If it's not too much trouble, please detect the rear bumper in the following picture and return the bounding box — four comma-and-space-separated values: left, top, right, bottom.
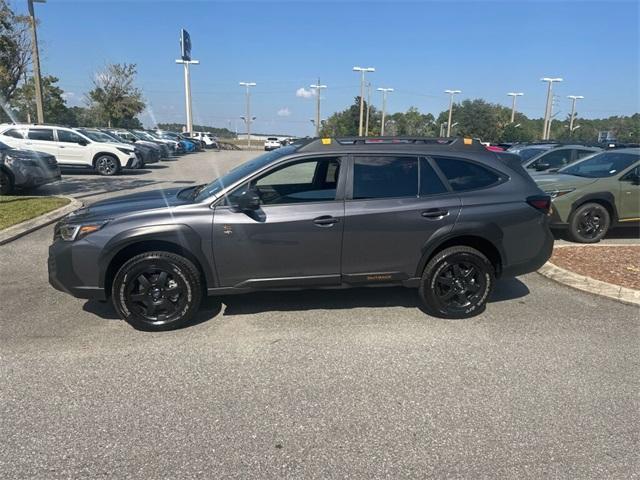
501, 225, 554, 277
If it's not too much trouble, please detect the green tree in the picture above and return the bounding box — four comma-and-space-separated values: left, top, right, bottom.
11, 75, 76, 124
320, 96, 374, 137
87, 63, 145, 127
0, 0, 31, 118
388, 107, 436, 136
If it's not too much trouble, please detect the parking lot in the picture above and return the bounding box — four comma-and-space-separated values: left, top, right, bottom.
1, 150, 639, 478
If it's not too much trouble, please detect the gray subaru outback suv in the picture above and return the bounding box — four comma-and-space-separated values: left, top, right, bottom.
49, 137, 554, 331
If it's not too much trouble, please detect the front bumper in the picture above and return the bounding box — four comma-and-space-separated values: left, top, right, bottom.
48, 238, 106, 301
124, 154, 142, 169
13, 164, 61, 189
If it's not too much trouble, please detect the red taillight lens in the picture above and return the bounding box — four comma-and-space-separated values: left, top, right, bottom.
527, 195, 552, 214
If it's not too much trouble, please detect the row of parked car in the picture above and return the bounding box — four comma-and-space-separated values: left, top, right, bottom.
0, 124, 220, 195
500, 141, 639, 243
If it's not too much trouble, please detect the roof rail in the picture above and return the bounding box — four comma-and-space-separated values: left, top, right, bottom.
297, 136, 486, 151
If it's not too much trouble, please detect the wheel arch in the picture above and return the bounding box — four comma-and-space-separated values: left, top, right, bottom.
570, 193, 618, 223
92, 151, 121, 167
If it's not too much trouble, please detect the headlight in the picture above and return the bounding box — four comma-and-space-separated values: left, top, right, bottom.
545, 188, 575, 199
117, 147, 134, 155
5, 154, 37, 167
58, 220, 109, 241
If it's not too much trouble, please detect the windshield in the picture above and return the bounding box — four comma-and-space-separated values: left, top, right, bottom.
193, 146, 297, 202
559, 151, 639, 178
0, 141, 8, 150
518, 148, 548, 162
79, 130, 117, 143
135, 131, 157, 141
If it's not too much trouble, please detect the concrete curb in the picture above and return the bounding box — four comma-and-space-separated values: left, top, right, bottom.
0, 196, 82, 246
538, 245, 640, 307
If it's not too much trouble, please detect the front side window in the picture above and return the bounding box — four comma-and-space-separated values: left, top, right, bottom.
561, 152, 639, 178
231, 157, 341, 205
26, 129, 54, 141
57, 130, 86, 143
353, 156, 418, 200
529, 149, 572, 169
433, 157, 501, 191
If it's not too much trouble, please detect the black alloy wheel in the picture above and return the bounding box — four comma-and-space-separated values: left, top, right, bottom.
568, 202, 610, 243
112, 251, 202, 331
420, 246, 494, 319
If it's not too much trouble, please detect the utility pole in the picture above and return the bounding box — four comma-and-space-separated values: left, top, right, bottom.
365, 82, 371, 136
567, 95, 584, 136
507, 92, 523, 123
239, 82, 256, 148
444, 89, 461, 137
377, 87, 394, 136
27, 0, 46, 124
353, 66, 375, 136
309, 79, 326, 137
541, 77, 562, 140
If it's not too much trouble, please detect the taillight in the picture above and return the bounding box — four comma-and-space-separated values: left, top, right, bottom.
527, 195, 552, 215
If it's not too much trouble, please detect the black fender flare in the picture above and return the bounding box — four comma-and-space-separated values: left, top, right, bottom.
414, 222, 506, 277
98, 224, 213, 289
570, 192, 618, 222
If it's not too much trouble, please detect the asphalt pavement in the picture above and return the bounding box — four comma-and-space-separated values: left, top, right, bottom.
1, 150, 638, 479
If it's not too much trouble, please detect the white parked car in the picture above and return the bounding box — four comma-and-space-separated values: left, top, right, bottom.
0, 124, 140, 176
264, 137, 281, 151
188, 131, 218, 149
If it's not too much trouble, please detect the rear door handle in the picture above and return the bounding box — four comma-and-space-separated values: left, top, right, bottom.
421, 209, 449, 219
313, 215, 339, 226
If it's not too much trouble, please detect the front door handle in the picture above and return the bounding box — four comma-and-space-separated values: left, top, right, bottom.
421, 209, 449, 219
313, 215, 339, 226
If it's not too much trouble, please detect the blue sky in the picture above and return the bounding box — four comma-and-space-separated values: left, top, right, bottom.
14, 0, 640, 135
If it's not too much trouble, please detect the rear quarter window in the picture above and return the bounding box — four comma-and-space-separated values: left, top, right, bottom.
433, 157, 502, 192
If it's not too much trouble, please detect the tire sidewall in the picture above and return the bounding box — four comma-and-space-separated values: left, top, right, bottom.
112, 253, 202, 331
95, 154, 120, 176
569, 203, 610, 243
421, 249, 494, 319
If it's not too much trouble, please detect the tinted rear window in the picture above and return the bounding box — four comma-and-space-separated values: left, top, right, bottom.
434, 157, 501, 191
27, 129, 54, 141
353, 156, 418, 199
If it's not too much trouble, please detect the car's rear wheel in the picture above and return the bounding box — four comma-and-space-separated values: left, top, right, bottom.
112, 251, 202, 331
95, 154, 120, 176
0, 170, 14, 195
419, 246, 494, 319
568, 202, 610, 243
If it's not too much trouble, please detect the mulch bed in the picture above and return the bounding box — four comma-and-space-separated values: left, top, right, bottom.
550, 245, 640, 290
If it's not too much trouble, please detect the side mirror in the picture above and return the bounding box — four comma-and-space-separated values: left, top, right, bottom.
235, 188, 261, 211
535, 162, 550, 171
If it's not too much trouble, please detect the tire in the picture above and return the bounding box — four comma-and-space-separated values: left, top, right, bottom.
419, 246, 495, 319
94, 154, 120, 176
112, 251, 203, 331
0, 170, 14, 195
567, 202, 610, 243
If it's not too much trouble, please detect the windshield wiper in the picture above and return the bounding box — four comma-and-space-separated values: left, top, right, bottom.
191, 184, 206, 199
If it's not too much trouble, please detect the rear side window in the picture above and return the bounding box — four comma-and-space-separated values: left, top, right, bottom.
353, 156, 418, 199
3, 129, 24, 139
27, 129, 54, 141
434, 157, 501, 192
419, 159, 448, 196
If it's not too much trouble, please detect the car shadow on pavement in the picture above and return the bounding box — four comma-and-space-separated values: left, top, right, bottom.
81, 278, 529, 327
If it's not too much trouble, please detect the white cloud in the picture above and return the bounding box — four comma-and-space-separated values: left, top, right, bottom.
296, 87, 315, 99
277, 107, 291, 117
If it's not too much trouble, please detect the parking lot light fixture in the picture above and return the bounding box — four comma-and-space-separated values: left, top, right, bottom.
444, 89, 461, 137
239, 82, 257, 148
377, 88, 394, 136
568, 95, 584, 135
353, 67, 375, 136
309, 80, 327, 137
507, 92, 524, 123
540, 78, 563, 140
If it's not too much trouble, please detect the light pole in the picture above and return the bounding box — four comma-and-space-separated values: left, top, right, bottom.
568, 95, 584, 136
239, 82, 256, 148
353, 66, 375, 136
27, 0, 46, 124
365, 82, 372, 136
507, 92, 523, 123
310, 79, 326, 137
377, 87, 394, 136
175, 58, 200, 134
444, 89, 461, 137
541, 77, 562, 140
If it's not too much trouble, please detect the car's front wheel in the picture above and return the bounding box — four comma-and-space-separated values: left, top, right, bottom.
112, 251, 203, 331
568, 202, 610, 243
94, 154, 120, 176
419, 246, 495, 319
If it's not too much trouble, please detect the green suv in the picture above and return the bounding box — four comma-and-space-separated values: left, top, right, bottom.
535, 148, 639, 243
